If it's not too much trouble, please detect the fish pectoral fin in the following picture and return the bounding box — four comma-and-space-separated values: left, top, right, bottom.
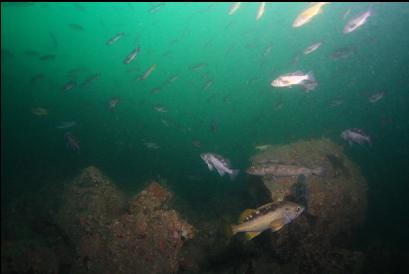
216, 168, 225, 176
207, 163, 214, 171
270, 218, 287, 232
245, 231, 262, 240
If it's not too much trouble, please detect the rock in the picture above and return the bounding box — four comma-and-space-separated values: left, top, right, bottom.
248, 138, 368, 273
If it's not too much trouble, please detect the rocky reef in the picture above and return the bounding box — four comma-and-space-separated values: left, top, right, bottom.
247, 138, 368, 273
2, 166, 195, 274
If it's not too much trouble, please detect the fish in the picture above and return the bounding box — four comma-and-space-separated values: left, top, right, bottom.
144, 142, 159, 149
68, 23, 85, 31
303, 41, 322, 55
330, 99, 343, 107
57, 121, 77, 130
368, 91, 384, 103
139, 64, 157, 81
271, 71, 317, 92
246, 162, 324, 177
202, 80, 213, 90
189, 63, 208, 71
106, 32, 124, 45
29, 74, 45, 85
228, 2, 241, 16
49, 32, 58, 49
65, 132, 80, 151
108, 97, 120, 110
293, 2, 329, 28
39, 54, 56, 61
62, 81, 77, 92
341, 128, 371, 146
255, 145, 271, 151
149, 3, 165, 13
154, 105, 168, 113
80, 73, 101, 88
124, 47, 140, 64
31, 107, 48, 116
256, 2, 266, 21
200, 153, 239, 180
343, 9, 372, 34
192, 140, 202, 148
330, 47, 355, 60
342, 8, 351, 20
231, 201, 304, 240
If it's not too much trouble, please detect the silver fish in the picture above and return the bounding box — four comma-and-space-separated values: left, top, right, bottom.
341, 128, 371, 146
343, 9, 372, 34
124, 47, 140, 64
106, 32, 124, 45
200, 153, 239, 180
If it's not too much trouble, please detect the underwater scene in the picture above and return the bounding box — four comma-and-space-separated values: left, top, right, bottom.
2, 2, 409, 274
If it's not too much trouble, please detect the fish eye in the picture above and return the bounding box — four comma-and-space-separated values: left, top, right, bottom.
296, 207, 300, 212
285, 208, 289, 211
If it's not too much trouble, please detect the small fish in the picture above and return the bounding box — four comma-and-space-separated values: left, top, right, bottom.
189, 63, 208, 71
144, 142, 159, 149
31, 107, 48, 116
343, 9, 372, 34
203, 80, 213, 90
151, 87, 161, 94
263, 44, 273, 57
271, 71, 317, 92
330, 47, 355, 60
247, 163, 324, 177
29, 74, 45, 85
255, 145, 270, 151
57, 121, 77, 130
108, 97, 120, 110
154, 105, 168, 113
228, 2, 241, 16
124, 47, 140, 64
200, 153, 239, 180
68, 23, 85, 31
303, 41, 322, 55
192, 140, 202, 148
231, 201, 304, 240
106, 32, 124, 45
24, 50, 40, 57
80, 73, 101, 88
256, 2, 266, 20
62, 81, 77, 92
293, 2, 329, 28
149, 3, 165, 13
49, 32, 58, 49
330, 99, 343, 107
39, 54, 56, 61
65, 132, 80, 151
209, 120, 218, 133
341, 128, 371, 146
139, 64, 157, 81
368, 91, 384, 103
342, 8, 351, 20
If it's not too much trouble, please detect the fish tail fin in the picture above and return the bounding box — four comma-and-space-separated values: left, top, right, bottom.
314, 167, 325, 176
230, 225, 238, 236
229, 169, 240, 180
307, 71, 315, 82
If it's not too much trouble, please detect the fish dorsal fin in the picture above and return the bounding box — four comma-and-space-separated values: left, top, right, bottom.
257, 202, 275, 211
245, 231, 262, 240
239, 209, 256, 223
270, 218, 287, 232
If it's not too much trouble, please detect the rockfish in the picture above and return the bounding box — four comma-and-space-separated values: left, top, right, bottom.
231, 201, 304, 240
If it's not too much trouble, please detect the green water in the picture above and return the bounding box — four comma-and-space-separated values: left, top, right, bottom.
2, 2, 409, 271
